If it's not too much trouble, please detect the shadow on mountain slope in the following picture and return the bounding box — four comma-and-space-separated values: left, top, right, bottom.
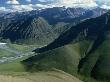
23, 12, 110, 80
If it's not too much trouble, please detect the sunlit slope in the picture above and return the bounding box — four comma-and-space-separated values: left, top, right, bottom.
0, 70, 83, 82
79, 38, 110, 79
0, 43, 39, 72
23, 40, 92, 74
0, 75, 33, 82
31, 12, 110, 80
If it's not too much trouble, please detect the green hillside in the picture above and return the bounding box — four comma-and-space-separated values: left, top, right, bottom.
22, 39, 110, 82
23, 12, 110, 82
22, 39, 92, 74
79, 39, 110, 79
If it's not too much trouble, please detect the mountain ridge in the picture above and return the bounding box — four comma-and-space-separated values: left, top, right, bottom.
0, 7, 107, 44
31, 11, 110, 80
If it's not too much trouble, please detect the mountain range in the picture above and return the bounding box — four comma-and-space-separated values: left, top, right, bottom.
31, 11, 110, 80
0, 7, 107, 45
0, 2, 110, 82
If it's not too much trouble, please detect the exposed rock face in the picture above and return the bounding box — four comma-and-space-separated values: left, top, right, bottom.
0, 11, 56, 44
33, 12, 110, 79
0, 7, 107, 44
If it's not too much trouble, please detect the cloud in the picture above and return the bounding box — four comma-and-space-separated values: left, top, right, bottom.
0, 0, 98, 12
38, 0, 55, 2
0, 7, 7, 12
96, 0, 110, 9
8, 4, 34, 12
0, 7, 11, 12
35, 4, 48, 8
100, 5, 110, 9
1, 0, 110, 12
6, 0, 19, 5
55, 0, 98, 8
26, 0, 32, 2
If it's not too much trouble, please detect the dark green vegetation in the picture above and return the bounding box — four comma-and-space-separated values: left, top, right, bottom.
23, 11, 110, 82
0, 8, 109, 82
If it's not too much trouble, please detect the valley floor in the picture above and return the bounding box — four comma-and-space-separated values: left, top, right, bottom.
0, 43, 83, 82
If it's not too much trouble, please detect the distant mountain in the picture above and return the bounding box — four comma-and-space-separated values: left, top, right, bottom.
38, 7, 107, 34
0, 7, 107, 45
33, 9, 109, 52
32, 11, 110, 80
0, 11, 57, 45
39, 7, 106, 24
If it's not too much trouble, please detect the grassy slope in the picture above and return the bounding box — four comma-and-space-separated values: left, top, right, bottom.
0, 43, 38, 72
0, 41, 109, 82
7, 44, 40, 52
0, 70, 83, 82
0, 42, 83, 82
79, 39, 110, 79
0, 39, 109, 82
23, 43, 80, 73
0, 49, 16, 57
22, 40, 92, 74
92, 40, 110, 79
0, 59, 26, 72
22, 39, 110, 82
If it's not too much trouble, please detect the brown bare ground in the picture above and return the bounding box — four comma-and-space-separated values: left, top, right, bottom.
0, 75, 34, 82
0, 70, 83, 82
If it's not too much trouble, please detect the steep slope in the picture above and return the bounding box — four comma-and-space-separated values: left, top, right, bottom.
33, 11, 107, 53
39, 7, 107, 34
79, 36, 110, 79
78, 16, 110, 79
1, 17, 56, 44
0, 10, 57, 44
39, 7, 106, 25
23, 43, 80, 72
31, 11, 110, 80
0, 7, 107, 44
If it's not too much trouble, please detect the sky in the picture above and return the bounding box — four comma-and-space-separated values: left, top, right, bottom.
0, 0, 110, 12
